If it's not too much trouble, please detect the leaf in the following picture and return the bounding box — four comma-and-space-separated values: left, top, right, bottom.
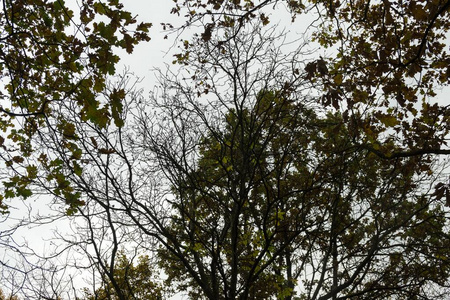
17, 187, 32, 199
26, 165, 38, 179
98, 148, 116, 155
62, 122, 76, 138
90, 137, 98, 149
201, 24, 214, 41
260, 13, 270, 25
304, 62, 316, 79
93, 2, 106, 15
123, 33, 134, 54
110, 88, 125, 127
378, 114, 399, 127
73, 161, 83, 176
316, 58, 328, 76
12, 156, 24, 164
333, 74, 343, 84
136, 22, 151, 33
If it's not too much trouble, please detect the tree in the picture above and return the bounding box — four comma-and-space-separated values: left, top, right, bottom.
154, 83, 450, 298
0, 0, 151, 297
16, 20, 446, 299
171, 0, 450, 161
130, 21, 450, 299
157, 90, 320, 299
1, 1, 450, 300
0, 0, 151, 212
83, 251, 163, 300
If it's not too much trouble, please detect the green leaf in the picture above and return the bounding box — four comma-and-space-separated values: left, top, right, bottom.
26, 165, 38, 179
17, 187, 32, 199
73, 161, 83, 176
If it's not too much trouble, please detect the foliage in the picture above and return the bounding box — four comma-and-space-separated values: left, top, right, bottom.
149, 17, 450, 298
9, 16, 444, 299
0, 288, 19, 300
308, 0, 450, 159
157, 87, 450, 299
1, 1, 450, 300
0, 0, 151, 213
158, 90, 318, 299
83, 251, 163, 300
171, 0, 450, 160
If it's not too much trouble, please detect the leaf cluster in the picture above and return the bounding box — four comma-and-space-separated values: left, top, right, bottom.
0, 0, 151, 211
83, 251, 163, 300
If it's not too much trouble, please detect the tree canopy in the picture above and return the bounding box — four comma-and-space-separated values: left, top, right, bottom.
83, 251, 162, 300
0, 0, 151, 213
173, 0, 450, 159
156, 86, 450, 299
1, 0, 450, 299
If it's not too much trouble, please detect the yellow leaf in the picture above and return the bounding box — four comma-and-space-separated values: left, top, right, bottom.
378, 114, 399, 127
333, 74, 343, 84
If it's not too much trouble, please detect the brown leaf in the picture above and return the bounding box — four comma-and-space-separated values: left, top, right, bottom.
446, 188, 450, 207
304, 62, 316, 79
317, 59, 328, 76
433, 182, 445, 200
90, 136, 98, 149
98, 148, 116, 155
201, 24, 214, 41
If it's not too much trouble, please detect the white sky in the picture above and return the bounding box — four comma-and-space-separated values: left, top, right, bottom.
115, 0, 202, 88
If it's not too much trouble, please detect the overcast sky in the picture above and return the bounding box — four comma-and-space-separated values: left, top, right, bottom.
116, 0, 193, 87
